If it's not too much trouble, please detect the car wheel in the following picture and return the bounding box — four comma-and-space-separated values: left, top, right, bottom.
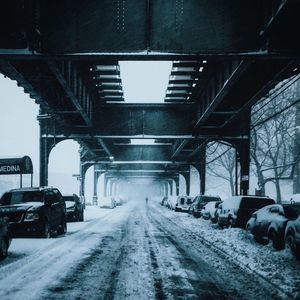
42, 221, 51, 238
286, 232, 300, 260
0, 238, 8, 260
58, 217, 67, 235
269, 230, 284, 250
254, 234, 269, 245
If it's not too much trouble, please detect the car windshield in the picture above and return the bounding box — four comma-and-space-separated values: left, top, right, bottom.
202, 196, 220, 202
240, 197, 275, 209
0, 191, 44, 205
63, 196, 75, 202
186, 198, 193, 205
283, 204, 300, 219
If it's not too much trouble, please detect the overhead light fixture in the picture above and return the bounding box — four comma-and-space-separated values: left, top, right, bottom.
202, 60, 207, 64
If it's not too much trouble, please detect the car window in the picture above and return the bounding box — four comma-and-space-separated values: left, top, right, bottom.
63, 196, 75, 202
186, 198, 193, 205
0, 191, 44, 205
240, 197, 275, 209
180, 198, 185, 205
283, 205, 300, 219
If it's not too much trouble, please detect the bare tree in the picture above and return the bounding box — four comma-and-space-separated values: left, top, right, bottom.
250, 77, 299, 202
206, 143, 236, 196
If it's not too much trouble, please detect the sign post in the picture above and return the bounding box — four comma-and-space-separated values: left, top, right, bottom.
0, 156, 34, 188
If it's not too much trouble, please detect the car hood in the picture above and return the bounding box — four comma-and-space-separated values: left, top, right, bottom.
0, 202, 44, 213
65, 201, 76, 209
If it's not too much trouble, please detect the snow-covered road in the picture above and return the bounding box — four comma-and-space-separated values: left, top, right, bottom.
0, 199, 298, 299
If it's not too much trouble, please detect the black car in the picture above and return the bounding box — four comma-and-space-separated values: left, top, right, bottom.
188, 195, 221, 218
63, 194, 84, 222
246, 203, 300, 250
285, 214, 300, 260
0, 187, 67, 238
0, 217, 12, 260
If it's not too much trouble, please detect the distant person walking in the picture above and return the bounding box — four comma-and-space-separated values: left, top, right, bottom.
145, 197, 149, 205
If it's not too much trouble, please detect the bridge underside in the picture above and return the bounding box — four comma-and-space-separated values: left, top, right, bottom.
0, 1, 299, 197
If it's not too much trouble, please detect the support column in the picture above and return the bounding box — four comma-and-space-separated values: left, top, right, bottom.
109, 179, 114, 197
164, 181, 169, 196
174, 175, 180, 196
168, 180, 173, 196
194, 145, 206, 195
104, 175, 108, 197
182, 170, 191, 196
79, 161, 86, 202
236, 139, 250, 196
39, 136, 49, 187
93, 166, 102, 205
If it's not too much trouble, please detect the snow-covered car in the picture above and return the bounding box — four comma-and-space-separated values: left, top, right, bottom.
63, 194, 84, 222
99, 197, 116, 209
0, 216, 12, 260
161, 196, 168, 206
218, 196, 276, 229
188, 195, 221, 218
246, 204, 300, 249
175, 196, 193, 212
285, 214, 300, 260
167, 196, 177, 210
201, 200, 222, 223
113, 196, 123, 206
0, 187, 67, 238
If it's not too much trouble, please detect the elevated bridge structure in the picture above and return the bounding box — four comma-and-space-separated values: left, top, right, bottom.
0, 1, 299, 201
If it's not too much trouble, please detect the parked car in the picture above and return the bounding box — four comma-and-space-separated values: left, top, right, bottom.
201, 200, 223, 223
246, 203, 300, 249
174, 196, 194, 212
63, 194, 84, 222
114, 196, 123, 206
188, 195, 221, 218
161, 196, 168, 206
285, 214, 300, 260
218, 196, 276, 229
0, 217, 12, 260
0, 187, 67, 238
99, 197, 116, 209
167, 196, 176, 210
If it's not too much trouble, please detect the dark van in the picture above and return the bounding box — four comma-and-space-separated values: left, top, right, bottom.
218, 196, 276, 228
0, 187, 66, 238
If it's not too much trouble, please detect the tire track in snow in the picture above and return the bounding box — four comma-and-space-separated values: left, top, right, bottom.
145, 209, 227, 300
